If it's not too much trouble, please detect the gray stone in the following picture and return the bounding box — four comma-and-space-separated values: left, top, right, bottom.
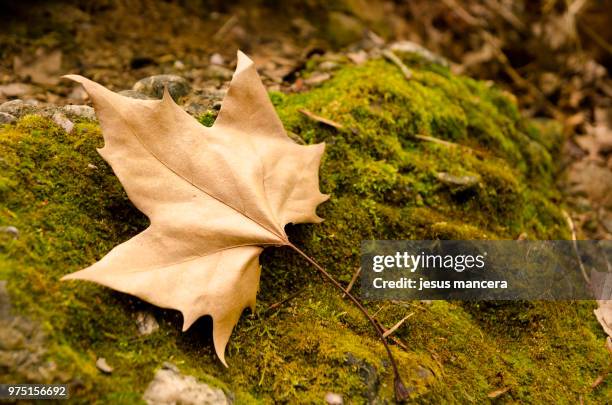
51, 112, 74, 134
62, 105, 96, 121
135, 311, 159, 335
389, 41, 450, 67
0, 112, 16, 124
345, 353, 379, 403
184, 103, 209, 116
119, 90, 153, 100
204, 65, 234, 81
143, 362, 229, 405
133, 74, 191, 100
182, 87, 227, 116
436, 172, 480, 189
0, 99, 32, 116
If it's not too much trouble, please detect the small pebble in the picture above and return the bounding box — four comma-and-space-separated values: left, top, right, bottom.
324, 392, 343, 405
135, 311, 159, 335
304, 72, 331, 86
389, 41, 449, 67
210, 53, 224, 65
347, 50, 368, 65
96, 357, 113, 374
436, 172, 480, 189
0, 112, 16, 124
204, 65, 233, 81
318, 61, 340, 71
51, 112, 74, 134
87, 163, 98, 170
0, 226, 18, 239
0, 99, 33, 115
68, 86, 88, 102
63, 105, 96, 121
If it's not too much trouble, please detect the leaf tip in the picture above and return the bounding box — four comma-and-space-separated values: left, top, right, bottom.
62, 74, 87, 84
180, 311, 197, 332
161, 84, 173, 103
235, 50, 254, 75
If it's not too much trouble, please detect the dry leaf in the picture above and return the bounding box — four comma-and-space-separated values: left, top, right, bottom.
594, 300, 612, 338
62, 51, 329, 365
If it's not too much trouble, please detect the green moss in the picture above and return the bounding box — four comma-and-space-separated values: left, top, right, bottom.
0, 55, 608, 404
197, 110, 217, 127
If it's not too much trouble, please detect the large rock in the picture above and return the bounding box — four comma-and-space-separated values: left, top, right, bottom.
132, 75, 191, 101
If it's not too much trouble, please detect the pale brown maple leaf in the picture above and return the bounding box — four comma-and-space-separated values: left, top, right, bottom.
62, 51, 329, 365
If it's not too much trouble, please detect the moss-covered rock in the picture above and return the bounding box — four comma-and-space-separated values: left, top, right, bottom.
0, 55, 609, 403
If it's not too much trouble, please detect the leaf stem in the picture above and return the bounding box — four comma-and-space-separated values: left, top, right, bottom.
287, 242, 410, 402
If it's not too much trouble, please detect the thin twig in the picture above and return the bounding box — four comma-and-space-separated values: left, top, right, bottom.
343, 267, 361, 298
288, 243, 409, 402
440, 0, 483, 27
374, 319, 410, 351
382, 50, 413, 80
562, 209, 591, 285
590, 371, 608, 389
298, 108, 344, 130
371, 303, 388, 318
483, 0, 525, 31
578, 18, 612, 56
383, 313, 414, 338
213, 15, 238, 40
266, 288, 305, 312
413, 134, 482, 155
414, 134, 461, 149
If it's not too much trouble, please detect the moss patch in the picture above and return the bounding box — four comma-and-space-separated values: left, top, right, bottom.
0, 56, 609, 403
